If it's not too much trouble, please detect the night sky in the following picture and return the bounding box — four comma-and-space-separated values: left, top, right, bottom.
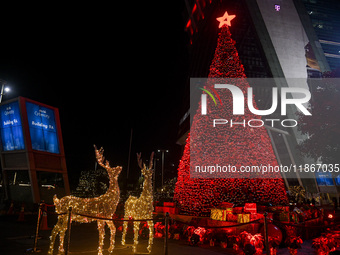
0, 3, 188, 188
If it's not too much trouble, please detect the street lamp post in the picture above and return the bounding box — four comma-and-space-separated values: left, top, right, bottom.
0, 80, 10, 202
157, 149, 168, 187
0, 81, 10, 103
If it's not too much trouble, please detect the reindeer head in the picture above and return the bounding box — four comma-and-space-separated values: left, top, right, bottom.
137, 152, 154, 180
94, 145, 122, 179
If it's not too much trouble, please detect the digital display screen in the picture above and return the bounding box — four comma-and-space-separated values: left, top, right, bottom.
315, 172, 334, 186
335, 175, 340, 186
0, 101, 25, 151
26, 102, 60, 154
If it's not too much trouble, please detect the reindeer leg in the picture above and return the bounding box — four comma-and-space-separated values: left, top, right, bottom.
133, 221, 140, 253
48, 216, 62, 255
58, 216, 69, 254
147, 220, 154, 253
121, 218, 128, 245
97, 220, 105, 255
106, 220, 116, 253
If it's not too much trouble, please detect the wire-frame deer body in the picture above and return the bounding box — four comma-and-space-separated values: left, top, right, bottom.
121, 152, 154, 253
48, 145, 122, 255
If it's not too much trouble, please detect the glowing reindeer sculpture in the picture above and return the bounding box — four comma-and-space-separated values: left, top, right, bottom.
122, 152, 154, 253
48, 145, 122, 255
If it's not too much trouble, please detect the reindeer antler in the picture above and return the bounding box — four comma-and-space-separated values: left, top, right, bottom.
94, 145, 113, 171
137, 152, 154, 170
149, 152, 154, 170
137, 152, 143, 169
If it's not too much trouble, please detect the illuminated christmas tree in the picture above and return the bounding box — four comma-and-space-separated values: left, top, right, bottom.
174, 11, 288, 216
73, 168, 109, 198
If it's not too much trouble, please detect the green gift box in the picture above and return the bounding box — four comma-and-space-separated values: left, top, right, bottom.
279, 212, 290, 222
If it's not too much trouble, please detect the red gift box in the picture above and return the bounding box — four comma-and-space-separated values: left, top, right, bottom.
163, 207, 179, 214
227, 214, 238, 222
155, 206, 164, 213
233, 207, 243, 214
155, 206, 179, 214
250, 213, 264, 221
164, 202, 175, 207
244, 203, 257, 214
226, 208, 233, 214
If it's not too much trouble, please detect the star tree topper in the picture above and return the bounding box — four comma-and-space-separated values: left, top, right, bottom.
216, 11, 236, 28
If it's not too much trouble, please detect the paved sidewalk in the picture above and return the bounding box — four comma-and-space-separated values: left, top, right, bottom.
0, 215, 233, 255
0, 214, 324, 255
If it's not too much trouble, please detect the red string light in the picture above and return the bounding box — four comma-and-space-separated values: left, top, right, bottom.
174, 22, 288, 216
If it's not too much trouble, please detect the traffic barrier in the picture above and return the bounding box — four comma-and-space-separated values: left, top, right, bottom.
7, 201, 14, 215
32, 206, 338, 255
40, 204, 51, 230
50, 209, 168, 255
26, 203, 43, 253
17, 203, 25, 222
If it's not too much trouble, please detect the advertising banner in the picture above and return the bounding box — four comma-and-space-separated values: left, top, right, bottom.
0, 101, 25, 151
26, 102, 60, 154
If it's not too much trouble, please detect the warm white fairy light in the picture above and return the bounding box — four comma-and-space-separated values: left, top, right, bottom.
122, 153, 154, 253
48, 145, 122, 255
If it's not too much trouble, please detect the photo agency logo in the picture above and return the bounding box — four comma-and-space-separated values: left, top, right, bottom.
199, 81, 312, 128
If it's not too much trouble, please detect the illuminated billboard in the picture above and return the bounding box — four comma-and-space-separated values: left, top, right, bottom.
0, 101, 25, 151
0, 97, 69, 204
315, 172, 334, 186
26, 102, 60, 154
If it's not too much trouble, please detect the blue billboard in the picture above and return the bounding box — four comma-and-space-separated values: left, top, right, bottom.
26, 102, 60, 154
315, 172, 334, 186
335, 175, 340, 186
0, 101, 25, 151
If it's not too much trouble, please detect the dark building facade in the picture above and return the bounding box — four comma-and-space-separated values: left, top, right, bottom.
302, 0, 340, 71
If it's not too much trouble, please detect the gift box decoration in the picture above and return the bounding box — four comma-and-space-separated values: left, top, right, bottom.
276, 212, 299, 223
233, 207, 243, 214
163, 207, 179, 214
226, 208, 233, 214
290, 212, 299, 223
155, 206, 179, 214
155, 206, 164, 213
271, 206, 289, 212
227, 214, 238, 222
257, 205, 268, 213
244, 203, 257, 214
211, 208, 227, 221
237, 213, 250, 223
250, 213, 264, 221
164, 202, 175, 207
279, 212, 290, 222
